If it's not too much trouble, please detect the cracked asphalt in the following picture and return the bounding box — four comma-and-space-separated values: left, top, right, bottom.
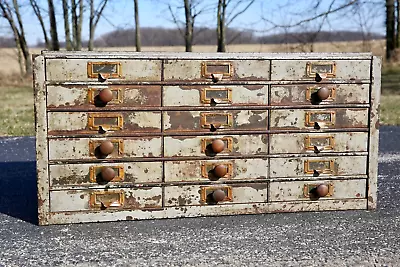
0, 126, 399, 267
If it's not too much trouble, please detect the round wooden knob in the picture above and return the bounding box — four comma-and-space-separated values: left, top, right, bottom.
213, 165, 228, 178
317, 87, 330, 100
98, 89, 113, 103
99, 141, 114, 155
212, 189, 226, 202
211, 139, 225, 153
101, 167, 116, 182
315, 184, 329, 197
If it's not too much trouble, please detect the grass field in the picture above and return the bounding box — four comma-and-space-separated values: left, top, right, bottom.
0, 40, 397, 136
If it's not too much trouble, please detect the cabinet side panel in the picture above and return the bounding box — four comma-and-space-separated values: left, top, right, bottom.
34, 55, 49, 225
368, 56, 381, 210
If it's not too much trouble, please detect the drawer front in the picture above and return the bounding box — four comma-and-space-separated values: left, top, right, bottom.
164, 134, 268, 157
269, 179, 366, 201
270, 132, 368, 154
164, 183, 268, 206
271, 60, 370, 80
48, 138, 162, 160
49, 162, 163, 188
48, 111, 161, 135
270, 108, 368, 130
270, 156, 367, 178
270, 84, 370, 105
164, 60, 270, 81
46, 59, 162, 81
50, 188, 162, 212
165, 159, 268, 182
163, 110, 268, 133
47, 85, 161, 108
163, 85, 268, 106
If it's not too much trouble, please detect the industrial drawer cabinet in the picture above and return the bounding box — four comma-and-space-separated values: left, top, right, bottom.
33, 51, 380, 225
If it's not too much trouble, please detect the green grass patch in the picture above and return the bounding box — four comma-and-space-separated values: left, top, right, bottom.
0, 86, 34, 136
380, 94, 400, 125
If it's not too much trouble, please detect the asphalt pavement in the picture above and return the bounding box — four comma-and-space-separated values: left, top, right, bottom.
0, 126, 399, 267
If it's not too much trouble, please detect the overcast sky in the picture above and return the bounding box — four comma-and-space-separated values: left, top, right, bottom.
0, 0, 386, 46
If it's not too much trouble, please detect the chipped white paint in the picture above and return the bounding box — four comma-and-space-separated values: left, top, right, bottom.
123, 88, 149, 105
269, 179, 366, 201
50, 187, 162, 212
235, 60, 270, 80
345, 109, 369, 126
269, 156, 367, 178
164, 184, 268, 206
49, 162, 163, 187
270, 132, 368, 154
46, 59, 162, 81
124, 137, 162, 157
163, 86, 199, 106
271, 60, 371, 80
127, 112, 161, 128
164, 159, 268, 182
48, 112, 87, 131
47, 85, 88, 107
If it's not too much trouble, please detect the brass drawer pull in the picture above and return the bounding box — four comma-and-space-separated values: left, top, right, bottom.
306, 61, 336, 78
305, 111, 335, 128
201, 62, 233, 81
89, 191, 125, 209
89, 165, 124, 183
201, 113, 233, 129
89, 139, 124, 158
201, 137, 233, 154
304, 159, 335, 175
200, 186, 233, 204
304, 136, 335, 153
306, 86, 336, 102
201, 88, 232, 104
303, 183, 334, 198
201, 162, 233, 179
87, 62, 122, 79
88, 88, 123, 105
88, 113, 123, 131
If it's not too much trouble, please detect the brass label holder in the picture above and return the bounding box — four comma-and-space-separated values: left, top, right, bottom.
304, 159, 335, 174
305, 111, 336, 127
303, 183, 334, 198
88, 139, 124, 157
200, 113, 233, 129
89, 165, 125, 183
87, 113, 124, 131
88, 88, 123, 105
87, 62, 122, 78
201, 62, 233, 79
306, 61, 336, 78
201, 137, 233, 153
201, 162, 233, 178
200, 186, 233, 203
304, 136, 335, 152
200, 88, 233, 104
89, 191, 125, 209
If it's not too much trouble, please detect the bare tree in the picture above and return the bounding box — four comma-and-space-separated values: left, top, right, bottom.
217, 0, 255, 52
30, 0, 50, 49
48, 0, 59, 50
61, 0, 72, 50
387, 0, 395, 60
0, 0, 31, 76
134, 0, 141, 51
71, 0, 84, 50
88, 0, 108, 51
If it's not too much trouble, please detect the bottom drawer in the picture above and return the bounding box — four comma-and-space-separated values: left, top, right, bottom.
164, 183, 268, 206
50, 188, 162, 212
269, 179, 366, 202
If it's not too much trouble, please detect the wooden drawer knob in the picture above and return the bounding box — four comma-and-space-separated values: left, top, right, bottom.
98, 89, 113, 103
99, 141, 114, 155
101, 167, 116, 182
213, 165, 228, 178
212, 189, 226, 202
315, 184, 329, 197
211, 139, 225, 153
317, 87, 330, 100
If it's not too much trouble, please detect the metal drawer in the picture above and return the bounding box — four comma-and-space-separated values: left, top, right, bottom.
48, 137, 162, 160
269, 156, 367, 178
163, 85, 268, 106
46, 59, 162, 82
49, 188, 162, 212
47, 85, 162, 109
164, 59, 270, 81
47, 111, 161, 136
164, 134, 268, 157
164, 183, 268, 206
270, 132, 368, 154
164, 159, 268, 182
163, 110, 268, 133
269, 179, 366, 201
270, 108, 368, 130
49, 162, 163, 188
271, 60, 370, 81
270, 84, 370, 105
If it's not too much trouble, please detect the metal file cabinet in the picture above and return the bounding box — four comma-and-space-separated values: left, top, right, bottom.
33, 51, 380, 225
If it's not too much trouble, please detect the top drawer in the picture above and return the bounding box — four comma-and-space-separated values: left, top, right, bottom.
46, 59, 162, 82
271, 60, 371, 81
164, 60, 270, 82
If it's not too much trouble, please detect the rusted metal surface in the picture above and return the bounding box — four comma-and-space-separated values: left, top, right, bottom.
269, 179, 366, 201
270, 84, 370, 105
163, 85, 269, 106
164, 159, 268, 182
164, 59, 271, 81
163, 110, 268, 132
46, 59, 162, 81
270, 132, 368, 154
270, 156, 367, 178
271, 60, 371, 81
270, 108, 368, 130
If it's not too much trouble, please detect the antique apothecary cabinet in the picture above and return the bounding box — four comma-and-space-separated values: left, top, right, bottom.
33, 51, 380, 225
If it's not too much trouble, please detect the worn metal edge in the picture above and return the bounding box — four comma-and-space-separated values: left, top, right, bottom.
44, 199, 367, 225
367, 56, 381, 210
33, 55, 50, 225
